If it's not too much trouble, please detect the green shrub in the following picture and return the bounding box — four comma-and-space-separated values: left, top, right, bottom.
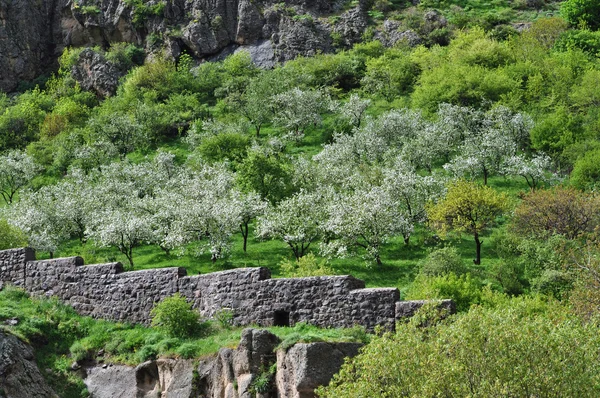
319, 297, 600, 397
0, 219, 27, 250
406, 273, 482, 312
150, 293, 203, 338
418, 247, 468, 277
69, 341, 90, 362
279, 253, 335, 277
555, 29, 600, 55
214, 308, 234, 330
571, 148, 600, 190
561, 0, 600, 30
175, 342, 201, 358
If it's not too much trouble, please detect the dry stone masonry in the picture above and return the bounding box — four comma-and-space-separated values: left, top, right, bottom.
0, 248, 454, 331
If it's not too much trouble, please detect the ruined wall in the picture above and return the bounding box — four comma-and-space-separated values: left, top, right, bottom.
0, 248, 449, 331
0, 248, 35, 287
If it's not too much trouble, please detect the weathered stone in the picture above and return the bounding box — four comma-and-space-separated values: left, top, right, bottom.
71, 48, 123, 98
276, 342, 363, 398
85, 364, 137, 398
0, 331, 58, 398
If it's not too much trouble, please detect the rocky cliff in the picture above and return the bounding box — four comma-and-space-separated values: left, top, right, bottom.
0, 331, 58, 398
84, 328, 363, 398
0, 0, 372, 92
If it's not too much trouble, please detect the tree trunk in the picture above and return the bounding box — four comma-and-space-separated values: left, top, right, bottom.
240, 223, 249, 253
375, 254, 383, 266
403, 233, 410, 245
474, 232, 482, 265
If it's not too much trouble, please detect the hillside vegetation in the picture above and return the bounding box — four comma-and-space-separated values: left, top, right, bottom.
2, 0, 600, 394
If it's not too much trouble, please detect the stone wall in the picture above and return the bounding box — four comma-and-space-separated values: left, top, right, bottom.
0, 248, 35, 287
0, 248, 452, 331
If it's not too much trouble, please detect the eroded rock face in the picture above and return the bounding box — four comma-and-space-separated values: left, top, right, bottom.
0, 0, 370, 92
276, 342, 363, 398
84, 328, 363, 398
0, 331, 58, 398
71, 48, 123, 98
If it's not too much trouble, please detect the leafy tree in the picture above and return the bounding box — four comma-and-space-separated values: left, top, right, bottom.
224, 72, 282, 137
0, 150, 41, 204
428, 180, 507, 265
236, 148, 294, 204
561, 0, 600, 30
512, 186, 600, 239
360, 51, 420, 101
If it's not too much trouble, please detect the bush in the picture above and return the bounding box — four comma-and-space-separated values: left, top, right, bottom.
279, 253, 335, 277
512, 186, 600, 239
406, 273, 482, 312
571, 149, 600, 190
561, 0, 600, 30
318, 297, 600, 397
69, 341, 90, 362
0, 219, 27, 250
418, 247, 468, 277
150, 293, 204, 338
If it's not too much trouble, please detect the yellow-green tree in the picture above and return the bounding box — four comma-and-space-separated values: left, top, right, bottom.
427, 180, 507, 265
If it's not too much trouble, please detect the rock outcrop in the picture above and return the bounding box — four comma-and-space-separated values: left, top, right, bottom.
0, 0, 372, 92
71, 48, 124, 97
0, 331, 58, 398
84, 328, 363, 398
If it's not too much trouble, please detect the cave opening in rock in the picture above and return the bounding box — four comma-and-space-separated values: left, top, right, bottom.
274, 310, 290, 327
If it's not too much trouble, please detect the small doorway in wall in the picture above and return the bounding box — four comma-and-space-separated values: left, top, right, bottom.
274, 310, 290, 327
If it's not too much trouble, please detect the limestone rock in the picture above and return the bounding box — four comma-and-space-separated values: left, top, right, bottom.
0, 331, 58, 398
71, 49, 123, 98
276, 342, 363, 398
330, 7, 369, 49
85, 364, 138, 398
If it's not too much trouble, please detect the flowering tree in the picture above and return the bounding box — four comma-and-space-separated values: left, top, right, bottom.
383, 160, 445, 244
0, 150, 41, 204
322, 185, 409, 266
271, 88, 328, 142
502, 153, 557, 189
257, 190, 328, 260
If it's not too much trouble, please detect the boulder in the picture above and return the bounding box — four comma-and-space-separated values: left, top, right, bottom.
71, 48, 123, 98
0, 331, 58, 398
276, 342, 363, 398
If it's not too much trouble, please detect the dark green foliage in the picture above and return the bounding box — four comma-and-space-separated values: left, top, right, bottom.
561, 0, 600, 30
236, 150, 295, 204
